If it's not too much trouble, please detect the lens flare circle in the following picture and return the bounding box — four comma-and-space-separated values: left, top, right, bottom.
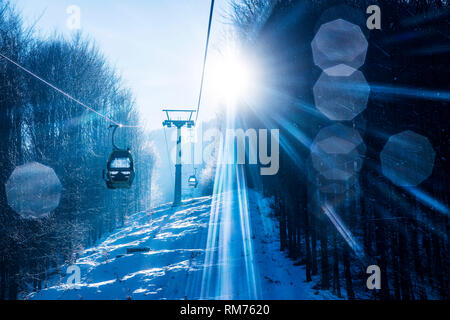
313, 70, 370, 121
312, 18, 368, 72
311, 124, 366, 181
381, 130, 435, 187
5, 162, 62, 219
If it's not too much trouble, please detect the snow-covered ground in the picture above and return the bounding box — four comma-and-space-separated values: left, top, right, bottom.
28, 191, 337, 300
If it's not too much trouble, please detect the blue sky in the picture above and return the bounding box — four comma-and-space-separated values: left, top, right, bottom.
14, 0, 230, 130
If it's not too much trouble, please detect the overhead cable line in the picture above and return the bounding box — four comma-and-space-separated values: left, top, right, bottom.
0, 52, 139, 128
195, 0, 215, 122
1, 0, 216, 127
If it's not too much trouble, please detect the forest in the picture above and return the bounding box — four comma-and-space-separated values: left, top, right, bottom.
231, 0, 449, 299
0, 1, 154, 299
0, 0, 449, 300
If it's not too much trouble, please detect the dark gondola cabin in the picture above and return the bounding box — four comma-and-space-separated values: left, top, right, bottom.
188, 175, 198, 188
104, 149, 135, 189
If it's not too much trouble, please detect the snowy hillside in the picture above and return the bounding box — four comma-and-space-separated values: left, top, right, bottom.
28, 191, 337, 300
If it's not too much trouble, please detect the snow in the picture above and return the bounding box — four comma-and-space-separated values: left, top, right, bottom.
28, 191, 337, 300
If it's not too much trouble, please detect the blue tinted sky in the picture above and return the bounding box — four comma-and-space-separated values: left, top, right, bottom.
14, 0, 230, 130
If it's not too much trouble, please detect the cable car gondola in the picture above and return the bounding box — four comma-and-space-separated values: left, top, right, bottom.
188, 175, 198, 188
188, 168, 198, 188
103, 125, 135, 189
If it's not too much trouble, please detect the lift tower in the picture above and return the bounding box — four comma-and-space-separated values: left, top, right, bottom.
162, 109, 195, 207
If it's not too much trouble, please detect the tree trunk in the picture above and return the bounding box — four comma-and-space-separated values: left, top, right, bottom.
343, 245, 354, 300
320, 220, 329, 290
332, 231, 341, 298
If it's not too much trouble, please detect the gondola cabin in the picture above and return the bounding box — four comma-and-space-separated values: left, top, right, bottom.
188, 175, 198, 188
104, 148, 135, 189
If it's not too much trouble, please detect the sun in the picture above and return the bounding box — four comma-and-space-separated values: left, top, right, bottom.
207, 45, 255, 105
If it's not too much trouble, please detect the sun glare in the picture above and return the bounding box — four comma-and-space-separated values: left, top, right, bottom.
207, 45, 255, 105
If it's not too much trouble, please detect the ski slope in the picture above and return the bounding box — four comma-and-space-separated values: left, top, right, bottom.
29, 191, 336, 300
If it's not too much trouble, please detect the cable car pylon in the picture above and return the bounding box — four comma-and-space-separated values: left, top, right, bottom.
162, 109, 195, 206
